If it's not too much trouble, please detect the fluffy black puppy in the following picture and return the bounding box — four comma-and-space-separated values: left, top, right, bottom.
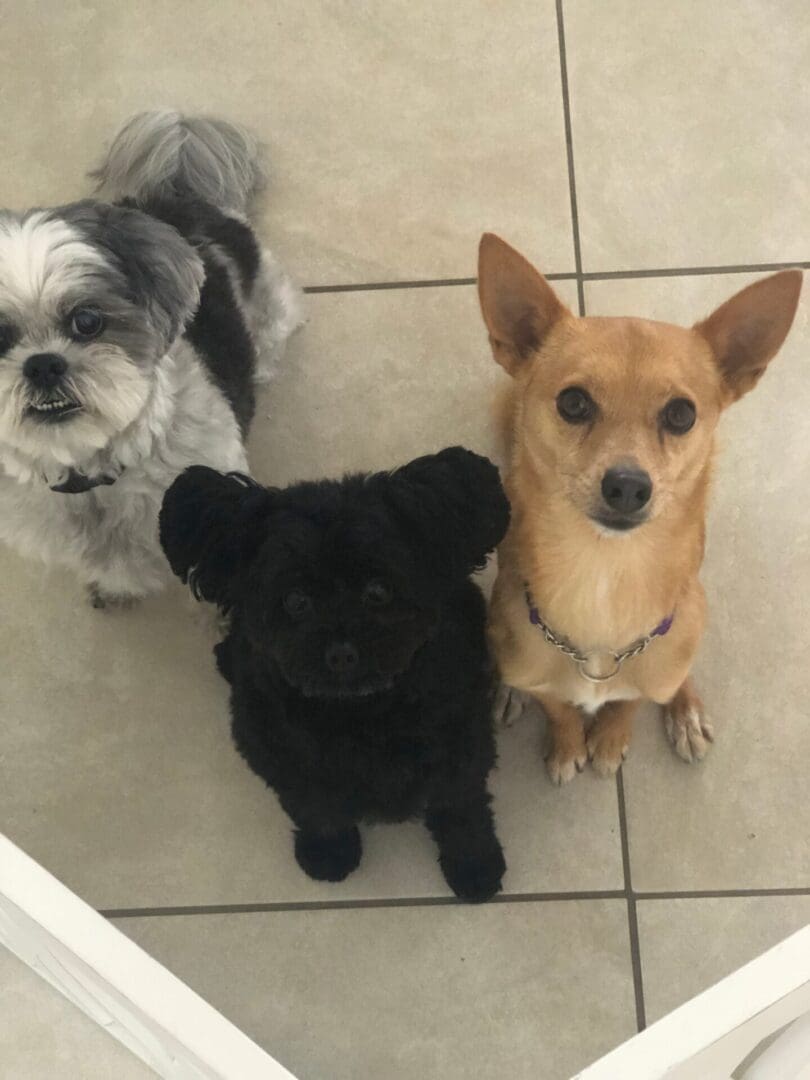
159, 447, 510, 902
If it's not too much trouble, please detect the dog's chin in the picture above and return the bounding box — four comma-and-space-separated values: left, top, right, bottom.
589, 511, 649, 536
296, 676, 398, 701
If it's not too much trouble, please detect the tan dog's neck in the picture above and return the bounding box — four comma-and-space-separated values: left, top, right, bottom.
505, 430, 709, 651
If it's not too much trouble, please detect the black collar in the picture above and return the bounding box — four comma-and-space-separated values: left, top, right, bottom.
50, 468, 119, 494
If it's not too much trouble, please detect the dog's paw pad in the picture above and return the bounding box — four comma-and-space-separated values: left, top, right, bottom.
294, 827, 362, 882
665, 704, 714, 763
440, 847, 505, 904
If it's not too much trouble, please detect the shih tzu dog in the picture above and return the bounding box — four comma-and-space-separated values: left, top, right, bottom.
159, 448, 511, 902
0, 110, 302, 606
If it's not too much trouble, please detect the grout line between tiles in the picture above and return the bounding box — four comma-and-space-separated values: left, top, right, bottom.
616, 770, 647, 1032
636, 887, 810, 900
303, 273, 577, 294
101, 889, 627, 920
100, 883, 810, 922
554, 0, 585, 316
300, 260, 810, 296
582, 261, 810, 281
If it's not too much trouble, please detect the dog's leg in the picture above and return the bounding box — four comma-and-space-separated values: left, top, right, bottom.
664, 676, 714, 763
426, 795, 505, 903
293, 826, 362, 883
249, 248, 305, 384
493, 682, 526, 727
534, 693, 587, 785
586, 699, 641, 777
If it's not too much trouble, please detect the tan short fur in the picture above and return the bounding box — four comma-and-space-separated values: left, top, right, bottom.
478, 234, 801, 783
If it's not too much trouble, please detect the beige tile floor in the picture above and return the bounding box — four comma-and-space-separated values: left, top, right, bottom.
1, 2, 809, 1078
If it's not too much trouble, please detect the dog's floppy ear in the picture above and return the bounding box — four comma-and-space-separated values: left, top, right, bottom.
159, 466, 273, 609
384, 446, 510, 580
59, 200, 204, 348
478, 233, 572, 376
694, 270, 802, 403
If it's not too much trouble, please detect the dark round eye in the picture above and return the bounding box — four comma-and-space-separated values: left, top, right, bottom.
283, 589, 312, 618
70, 308, 104, 339
0, 324, 15, 355
661, 397, 696, 435
362, 580, 392, 607
556, 386, 595, 424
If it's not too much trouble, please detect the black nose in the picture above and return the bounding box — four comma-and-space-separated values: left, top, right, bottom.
601, 468, 652, 514
325, 641, 360, 674
23, 353, 68, 389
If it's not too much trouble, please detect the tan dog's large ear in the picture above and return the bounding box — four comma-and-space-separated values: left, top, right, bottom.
694, 270, 802, 402
477, 234, 571, 376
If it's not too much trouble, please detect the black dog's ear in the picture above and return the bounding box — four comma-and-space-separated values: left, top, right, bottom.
384, 446, 510, 579
159, 466, 273, 608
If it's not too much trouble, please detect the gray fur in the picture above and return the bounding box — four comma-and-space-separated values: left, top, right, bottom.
90, 109, 264, 214
0, 111, 303, 604
54, 201, 204, 347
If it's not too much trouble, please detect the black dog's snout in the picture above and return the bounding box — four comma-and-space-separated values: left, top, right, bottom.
24, 353, 68, 389
601, 467, 652, 514
325, 641, 360, 674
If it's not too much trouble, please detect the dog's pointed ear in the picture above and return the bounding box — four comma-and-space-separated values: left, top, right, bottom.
159, 466, 273, 609
383, 446, 510, 580
694, 270, 802, 403
477, 233, 571, 376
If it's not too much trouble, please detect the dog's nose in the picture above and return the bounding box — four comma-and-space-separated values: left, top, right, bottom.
325, 641, 360, 674
601, 467, 652, 514
23, 353, 68, 389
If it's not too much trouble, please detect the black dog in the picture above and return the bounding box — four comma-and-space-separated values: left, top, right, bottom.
159, 447, 510, 902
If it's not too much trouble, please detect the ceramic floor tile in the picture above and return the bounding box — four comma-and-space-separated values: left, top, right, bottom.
638, 896, 810, 1024
117, 900, 635, 1080
249, 281, 578, 485
1, 1, 574, 285
565, 0, 810, 271
0, 948, 154, 1079
585, 274, 810, 890
0, 281, 622, 909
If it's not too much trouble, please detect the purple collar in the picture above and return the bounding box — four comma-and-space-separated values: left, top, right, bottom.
525, 586, 675, 683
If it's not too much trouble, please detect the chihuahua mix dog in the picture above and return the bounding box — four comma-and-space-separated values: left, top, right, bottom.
478, 234, 801, 783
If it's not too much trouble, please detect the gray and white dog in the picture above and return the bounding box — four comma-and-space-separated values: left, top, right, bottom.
0, 111, 303, 605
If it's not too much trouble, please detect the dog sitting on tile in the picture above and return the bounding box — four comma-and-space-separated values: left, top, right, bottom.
159, 448, 510, 902
0, 110, 302, 607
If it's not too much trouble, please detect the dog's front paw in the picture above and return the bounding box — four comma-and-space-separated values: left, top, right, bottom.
664, 681, 714, 763
544, 736, 587, 786
294, 827, 362, 882
440, 845, 506, 904
586, 724, 629, 778
493, 683, 526, 728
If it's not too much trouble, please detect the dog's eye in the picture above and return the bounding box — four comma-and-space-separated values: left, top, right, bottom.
70, 308, 104, 339
0, 324, 16, 355
557, 386, 595, 424
362, 580, 392, 607
661, 397, 696, 435
283, 589, 312, 618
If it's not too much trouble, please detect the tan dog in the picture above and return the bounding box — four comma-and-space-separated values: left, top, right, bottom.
478, 234, 801, 783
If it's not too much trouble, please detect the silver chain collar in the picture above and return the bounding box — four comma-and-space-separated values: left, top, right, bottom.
524, 588, 674, 684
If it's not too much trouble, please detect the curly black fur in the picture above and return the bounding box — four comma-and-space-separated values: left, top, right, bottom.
160, 447, 511, 902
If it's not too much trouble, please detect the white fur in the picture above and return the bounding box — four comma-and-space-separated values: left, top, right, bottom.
0, 214, 106, 313
0, 341, 247, 598
0, 111, 303, 602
